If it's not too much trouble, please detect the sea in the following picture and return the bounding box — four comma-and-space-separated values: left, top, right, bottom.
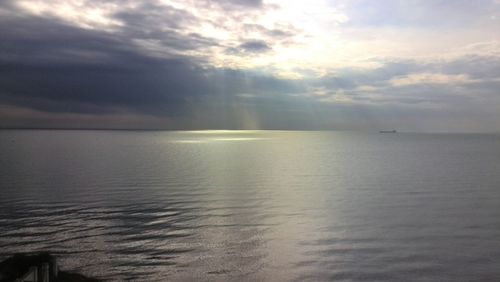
1, 130, 499, 281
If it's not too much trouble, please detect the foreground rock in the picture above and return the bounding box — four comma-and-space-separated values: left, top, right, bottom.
0, 253, 99, 282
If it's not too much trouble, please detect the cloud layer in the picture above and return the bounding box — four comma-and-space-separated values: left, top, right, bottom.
1, 0, 499, 131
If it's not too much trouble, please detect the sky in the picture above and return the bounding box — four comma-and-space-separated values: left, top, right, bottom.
0, 0, 499, 131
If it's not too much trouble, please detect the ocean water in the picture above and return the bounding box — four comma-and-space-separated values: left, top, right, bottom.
1, 130, 499, 281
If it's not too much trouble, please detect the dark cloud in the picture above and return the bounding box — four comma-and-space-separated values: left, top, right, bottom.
242, 23, 296, 39
0, 4, 305, 129
113, 2, 196, 31
111, 2, 222, 53
0, 15, 206, 114
440, 55, 500, 79
238, 40, 272, 53
267, 29, 293, 38
230, 0, 263, 7
212, 0, 263, 8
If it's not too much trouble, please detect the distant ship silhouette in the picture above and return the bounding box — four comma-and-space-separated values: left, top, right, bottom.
379, 130, 397, 133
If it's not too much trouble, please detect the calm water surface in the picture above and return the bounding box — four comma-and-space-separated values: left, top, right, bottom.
1, 130, 499, 281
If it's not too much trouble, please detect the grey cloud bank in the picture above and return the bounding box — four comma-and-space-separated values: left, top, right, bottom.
0, 0, 499, 132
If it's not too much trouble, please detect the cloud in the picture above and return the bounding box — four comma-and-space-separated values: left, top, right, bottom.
222, 0, 263, 8
14, 0, 123, 30
1, 0, 500, 131
339, 0, 500, 28
0, 104, 173, 129
389, 73, 476, 87
0, 3, 308, 129
237, 40, 272, 53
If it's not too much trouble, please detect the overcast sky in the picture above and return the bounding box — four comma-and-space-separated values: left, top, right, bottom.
1, 0, 499, 131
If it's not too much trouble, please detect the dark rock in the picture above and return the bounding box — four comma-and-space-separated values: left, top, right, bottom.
0, 253, 99, 282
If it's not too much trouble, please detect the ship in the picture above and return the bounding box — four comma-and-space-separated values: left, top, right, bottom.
379, 130, 397, 133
